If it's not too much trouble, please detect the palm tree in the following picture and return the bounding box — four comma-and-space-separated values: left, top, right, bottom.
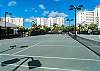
84, 24, 88, 31
88, 23, 97, 31
78, 24, 82, 34
88, 23, 97, 34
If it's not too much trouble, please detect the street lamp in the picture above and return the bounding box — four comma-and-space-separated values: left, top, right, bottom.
0, 25, 1, 40
66, 19, 74, 27
66, 19, 74, 33
5, 12, 12, 38
69, 5, 83, 39
96, 8, 99, 30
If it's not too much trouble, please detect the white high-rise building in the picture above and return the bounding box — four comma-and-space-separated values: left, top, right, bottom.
0, 17, 24, 27
11, 18, 24, 27
36, 17, 48, 26
35, 17, 64, 27
77, 5, 100, 29
77, 11, 94, 25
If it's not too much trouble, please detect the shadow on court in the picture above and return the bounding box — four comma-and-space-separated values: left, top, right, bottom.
1, 57, 42, 71
0, 45, 28, 53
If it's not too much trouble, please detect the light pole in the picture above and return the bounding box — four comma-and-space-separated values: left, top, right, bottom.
66, 19, 74, 27
96, 8, 99, 31
5, 12, 12, 38
0, 26, 1, 40
66, 19, 74, 33
69, 5, 83, 39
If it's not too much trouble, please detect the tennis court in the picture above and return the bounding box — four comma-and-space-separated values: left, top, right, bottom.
0, 34, 100, 71
78, 34, 100, 42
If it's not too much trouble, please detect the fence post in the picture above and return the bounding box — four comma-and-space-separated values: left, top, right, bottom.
0, 26, 1, 40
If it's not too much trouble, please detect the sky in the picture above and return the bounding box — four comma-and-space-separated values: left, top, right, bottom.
0, 0, 100, 28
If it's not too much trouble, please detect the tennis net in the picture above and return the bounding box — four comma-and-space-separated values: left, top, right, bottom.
68, 32, 100, 56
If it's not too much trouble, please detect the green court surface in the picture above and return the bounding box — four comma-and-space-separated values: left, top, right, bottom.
0, 34, 100, 71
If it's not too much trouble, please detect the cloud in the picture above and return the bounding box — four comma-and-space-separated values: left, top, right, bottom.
34, 10, 38, 12
25, 18, 31, 22
24, 9, 28, 12
30, 16, 35, 19
8, 1, 16, 7
48, 11, 68, 17
24, 8, 38, 13
53, 0, 60, 2
42, 10, 49, 16
31, 8, 35, 11
25, 16, 35, 22
25, 8, 34, 12
39, 4, 46, 10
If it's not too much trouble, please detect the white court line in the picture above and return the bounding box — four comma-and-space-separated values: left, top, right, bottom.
11, 42, 40, 55
0, 54, 10, 55
0, 54, 100, 62
3, 64, 83, 71
35, 45, 66, 46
